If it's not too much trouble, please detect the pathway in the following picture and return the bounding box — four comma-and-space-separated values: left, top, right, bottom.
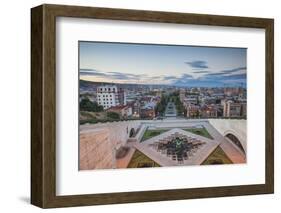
164, 102, 177, 117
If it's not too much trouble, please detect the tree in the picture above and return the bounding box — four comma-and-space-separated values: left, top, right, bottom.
195, 110, 200, 118
107, 112, 120, 120
80, 98, 104, 112
155, 95, 168, 116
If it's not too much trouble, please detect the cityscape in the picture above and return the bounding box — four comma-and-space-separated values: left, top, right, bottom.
79, 42, 247, 170
80, 82, 247, 123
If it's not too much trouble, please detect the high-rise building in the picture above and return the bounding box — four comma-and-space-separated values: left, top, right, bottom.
97, 85, 126, 109
223, 100, 246, 118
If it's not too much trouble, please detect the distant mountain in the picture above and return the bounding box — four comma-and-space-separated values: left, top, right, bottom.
80, 80, 98, 92
173, 80, 224, 88
79, 79, 245, 90
172, 79, 246, 88
79, 79, 176, 91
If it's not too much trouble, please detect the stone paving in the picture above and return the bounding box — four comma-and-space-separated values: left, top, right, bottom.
134, 127, 220, 166
164, 102, 177, 117
132, 120, 246, 166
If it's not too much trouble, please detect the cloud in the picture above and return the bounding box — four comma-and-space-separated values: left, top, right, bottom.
223, 73, 246, 80
163, 75, 179, 80
80, 69, 107, 77
185, 60, 209, 69
173, 67, 246, 87
182, 73, 193, 79
150, 76, 163, 80
80, 68, 95, 72
220, 66, 246, 74
203, 66, 246, 78
204, 72, 246, 80
107, 71, 142, 80
192, 70, 210, 74
204, 72, 222, 77
80, 65, 246, 87
80, 68, 162, 82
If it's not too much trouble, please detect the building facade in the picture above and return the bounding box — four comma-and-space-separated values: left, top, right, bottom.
97, 85, 126, 109
140, 108, 155, 119
223, 100, 247, 118
200, 105, 218, 118
107, 105, 133, 118
185, 104, 200, 118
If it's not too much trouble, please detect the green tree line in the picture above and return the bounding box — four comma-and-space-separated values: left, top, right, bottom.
80, 98, 104, 112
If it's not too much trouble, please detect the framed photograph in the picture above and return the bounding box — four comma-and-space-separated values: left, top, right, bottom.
31, 4, 274, 208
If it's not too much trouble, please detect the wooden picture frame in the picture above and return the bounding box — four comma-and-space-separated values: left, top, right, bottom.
31, 4, 274, 208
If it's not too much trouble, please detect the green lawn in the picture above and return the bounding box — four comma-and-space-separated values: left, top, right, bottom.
127, 150, 160, 168
202, 146, 233, 165
183, 127, 213, 139
141, 129, 168, 142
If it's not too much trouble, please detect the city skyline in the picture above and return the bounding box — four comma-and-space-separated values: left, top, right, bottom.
79, 41, 247, 87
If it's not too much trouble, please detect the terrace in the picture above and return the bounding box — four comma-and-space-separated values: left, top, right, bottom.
80, 119, 246, 170
148, 132, 206, 164
135, 127, 220, 166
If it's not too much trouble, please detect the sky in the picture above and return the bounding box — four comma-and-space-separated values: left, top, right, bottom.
79, 41, 247, 87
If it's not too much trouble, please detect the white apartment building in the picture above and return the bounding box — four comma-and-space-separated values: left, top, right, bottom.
97, 85, 125, 109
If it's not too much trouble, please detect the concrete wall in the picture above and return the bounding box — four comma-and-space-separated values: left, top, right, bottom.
79, 128, 115, 170
208, 119, 247, 153
79, 121, 141, 170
